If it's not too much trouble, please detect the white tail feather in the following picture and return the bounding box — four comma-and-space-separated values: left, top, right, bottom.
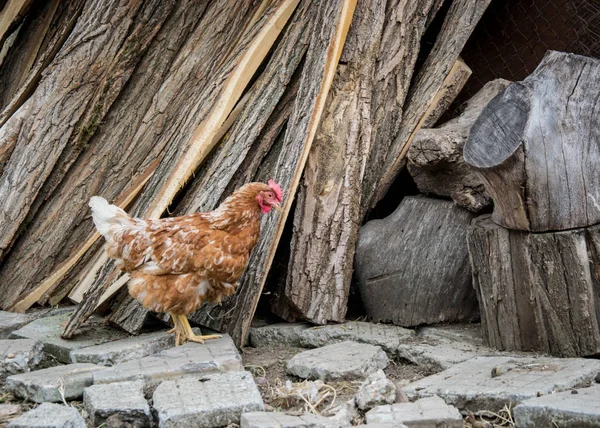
89, 196, 134, 238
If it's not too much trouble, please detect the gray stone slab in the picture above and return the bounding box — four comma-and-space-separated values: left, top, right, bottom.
418, 323, 485, 345
10, 311, 129, 363
513, 384, 600, 427
0, 339, 43, 378
71, 330, 177, 366
0, 311, 30, 339
7, 403, 86, 428
355, 370, 396, 411
84, 380, 152, 427
6, 363, 106, 403
240, 411, 343, 428
365, 396, 463, 427
94, 335, 243, 389
299, 322, 414, 353
249, 323, 311, 347
287, 341, 388, 381
404, 356, 600, 412
153, 371, 264, 427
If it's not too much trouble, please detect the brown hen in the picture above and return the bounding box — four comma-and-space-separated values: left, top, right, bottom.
89, 180, 283, 345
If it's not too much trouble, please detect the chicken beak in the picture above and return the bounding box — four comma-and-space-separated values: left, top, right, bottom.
273, 203, 283, 213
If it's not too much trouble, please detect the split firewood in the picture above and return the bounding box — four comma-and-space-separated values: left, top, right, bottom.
408, 79, 511, 212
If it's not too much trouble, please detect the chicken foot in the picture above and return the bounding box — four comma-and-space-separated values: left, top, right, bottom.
168, 313, 221, 345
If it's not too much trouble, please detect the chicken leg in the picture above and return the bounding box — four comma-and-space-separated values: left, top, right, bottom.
168, 313, 221, 345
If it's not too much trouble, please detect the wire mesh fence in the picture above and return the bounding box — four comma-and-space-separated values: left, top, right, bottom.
458, 0, 600, 101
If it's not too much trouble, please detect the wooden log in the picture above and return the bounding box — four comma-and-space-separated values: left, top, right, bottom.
0, 0, 173, 266
355, 196, 478, 327
61, 0, 300, 339
272, 0, 387, 324
366, 0, 491, 211
0, 0, 33, 47
465, 51, 600, 232
467, 216, 600, 357
188, 0, 357, 347
408, 79, 510, 212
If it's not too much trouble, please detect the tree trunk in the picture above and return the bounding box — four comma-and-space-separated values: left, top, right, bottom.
408, 79, 510, 212
467, 216, 600, 357
366, 0, 491, 210
465, 51, 600, 232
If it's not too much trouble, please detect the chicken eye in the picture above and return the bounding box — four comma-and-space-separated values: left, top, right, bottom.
266, 192, 273, 198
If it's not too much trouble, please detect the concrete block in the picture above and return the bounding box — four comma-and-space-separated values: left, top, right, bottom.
513, 384, 600, 427
240, 411, 343, 428
84, 380, 152, 427
0, 312, 30, 339
0, 339, 43, 378
365, 396, 463, 427
94, 336, 242, 389
249, 323, 310, 347
11, 311, 129, 363
403, 356, 600, 412
287, 341, 388, 381
6, 363, 105, 403
299, 322, 414, 353
7, 403, 86, 428
153, 371, 263, 427
355, 370, 396, 411
71, 330, 176, 366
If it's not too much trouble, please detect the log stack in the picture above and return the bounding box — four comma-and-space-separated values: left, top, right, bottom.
0, 0, 492, 347
465, 51, 600, 357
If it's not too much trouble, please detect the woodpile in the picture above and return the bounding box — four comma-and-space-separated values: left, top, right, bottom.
0, 0, 493, 347
466, 51, 600, 357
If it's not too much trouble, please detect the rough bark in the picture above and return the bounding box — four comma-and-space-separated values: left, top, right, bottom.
465, 51, 600, 232
355, 196, 478, 327
272, 0, 386, 324
408, 79, 510, 212
0, 0, 33, 47
467, 216, 600, 357
189, 0, 356, 347
62, 0, 299, 338
0, 0, 173, 266
367, 0, 491, 210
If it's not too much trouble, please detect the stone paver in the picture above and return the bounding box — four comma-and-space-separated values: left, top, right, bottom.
153, 371, 263, 427
7, 403, 86, 428
84, 380, 151, 427
94, 336, 242, 388
249, 323, 310, 347
355, 370, 396, 411
513, 384, 600, 427
6, 363, 105, 403
240, 411, 342, 428
0, 311, 30, 339
0, 404, 21, 421
287, 341, 388, 381
299, 322, 414, 353
404, 356, 600, 412
0, 339, 43, 378
11, 311, 129, 363
366, 396, 462, 427
71, 330, 177, 366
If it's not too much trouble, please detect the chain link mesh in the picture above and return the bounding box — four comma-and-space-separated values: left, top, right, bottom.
458, 0, 600, 101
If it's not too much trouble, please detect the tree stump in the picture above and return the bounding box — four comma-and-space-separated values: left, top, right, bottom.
467, 216, 600, 357
355, 196, 478, 327
464, 51, 600, 232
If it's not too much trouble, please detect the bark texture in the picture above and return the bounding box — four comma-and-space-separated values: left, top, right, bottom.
468, 216, 600, 357
465, 51, 600, 231
408, 79, 510, 212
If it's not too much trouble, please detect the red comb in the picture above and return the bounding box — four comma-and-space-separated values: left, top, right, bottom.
268, 179, 283, 202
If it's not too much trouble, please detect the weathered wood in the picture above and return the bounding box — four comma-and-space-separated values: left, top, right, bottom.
465, 51, 600, 232
273, 0, 386, 324
467, 216, 600, 357
189, 0, 357, 347
366, 0, 491, 210
355, 196, 478, 327
62, 0, 299, 339
0, 0, 173, 267
408, 79, 510, 212
0, 0, 33, 47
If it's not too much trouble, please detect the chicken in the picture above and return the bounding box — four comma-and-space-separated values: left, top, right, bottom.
89, 180, 283, 345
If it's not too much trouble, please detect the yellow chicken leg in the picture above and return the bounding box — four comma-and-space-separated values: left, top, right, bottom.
167, 313, 184, 346
176, 314, 221, 344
